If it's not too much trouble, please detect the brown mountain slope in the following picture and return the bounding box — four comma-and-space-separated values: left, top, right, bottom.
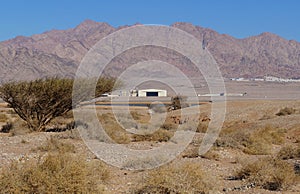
0, 47, 77, 83
1, 20, 300, 83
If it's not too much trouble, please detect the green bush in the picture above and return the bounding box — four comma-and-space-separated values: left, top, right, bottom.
0, 77, 118, 131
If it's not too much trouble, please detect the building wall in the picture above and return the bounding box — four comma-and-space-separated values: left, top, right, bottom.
138, 89, 167, 97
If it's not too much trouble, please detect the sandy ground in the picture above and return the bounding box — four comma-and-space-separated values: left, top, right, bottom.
0, 100, 300, 193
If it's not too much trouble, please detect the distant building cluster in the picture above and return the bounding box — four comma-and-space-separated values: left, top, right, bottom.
111, 89, 168, 97
230, 76, 300, 83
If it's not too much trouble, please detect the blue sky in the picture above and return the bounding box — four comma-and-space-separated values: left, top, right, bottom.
0, 0, 299, 41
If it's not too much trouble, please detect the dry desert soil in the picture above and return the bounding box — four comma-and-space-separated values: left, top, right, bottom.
0, 100, 299, 193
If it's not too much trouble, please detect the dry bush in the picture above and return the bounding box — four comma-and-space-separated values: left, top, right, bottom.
35, 136, 75, 153
0, 122, 13, 133
196, 122, 208, 133
134, 162, 213, 193
182, 146, 200, 158
99, 113, 174, 143
234, 157, 298, 191
170, 95, 189, 110
98, 113, 131, 144
161, 122, 177, 130
182, 146, 219, 160
217, 125, 286, 155
130, 111, 142, 120
215, 128, 250, 149
201, 149, 220, 160
277, 145, 300, 160
276, 107, 296, 116
132, 129, 173, 142
0, 113, 8, 122
0, 153, 109, 193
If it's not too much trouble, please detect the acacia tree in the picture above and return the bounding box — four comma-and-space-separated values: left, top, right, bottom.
0, 77, 118, 131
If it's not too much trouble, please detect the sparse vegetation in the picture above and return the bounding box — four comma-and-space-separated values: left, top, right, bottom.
134, 162, 213, 193
35, 136, 75, 153
234, 157, 298, 191
170, 95, 189, 110
0, 113, 8, 122
130, 111, 142, 120
132, 128, 174, 142
0, 77, 118, 132
216, 125, 286, 155
277, 145, 300, 160
98, 113, 131, 144
0, 153, 109, 193
276, 107, 296, 116
0, 122, 13, 133
196, 122, 208, 133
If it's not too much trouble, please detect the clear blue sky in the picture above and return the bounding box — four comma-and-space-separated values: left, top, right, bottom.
0, 0, 299, 41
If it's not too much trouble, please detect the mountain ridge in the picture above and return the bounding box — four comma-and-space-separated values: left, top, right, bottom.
1, 20, 300, 83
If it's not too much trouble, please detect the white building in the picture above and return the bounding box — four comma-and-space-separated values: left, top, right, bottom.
137, 89, 167, 97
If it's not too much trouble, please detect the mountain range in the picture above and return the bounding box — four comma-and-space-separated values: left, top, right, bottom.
1, 19, 300, 83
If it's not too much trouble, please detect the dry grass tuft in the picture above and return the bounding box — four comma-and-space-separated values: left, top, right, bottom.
276, 107, 296, 116
132, 129, 174, 142
0, 113, 8, 122
133, 162, 213, 193
217, 125, 286, 155
98, 113, 131, 144
0, 153, 109, 193
196, 122, 208, 133
234, 157, 298, 191
277, 145, 300, 160
182, 146, 219, 160
35, 136, 75, 153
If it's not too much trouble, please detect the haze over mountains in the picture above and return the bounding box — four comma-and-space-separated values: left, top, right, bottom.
1, 20, 300, 83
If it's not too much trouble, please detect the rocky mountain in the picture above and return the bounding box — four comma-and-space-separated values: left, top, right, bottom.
1, 20, 300, 83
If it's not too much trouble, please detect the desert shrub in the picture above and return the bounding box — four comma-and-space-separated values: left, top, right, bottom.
216, 125, 285, 155
277, 145, 300, 160
0, 153, 109, 193
0, 113, 8, 122
234, 157, 298, 191
170, 95, 189, 110
182, 146, 200, 158
35, 136, 75, 153
134, 162, 213, 193
0, 77, 118, 132
215, 128, 250, 149
132, 129, 173, 142
200, 149, 220, 160
0, 122, 13, 133
197, 122, 208, 133
161, 122, 176, 130
182, 146, 219, 160
276, 107, 296, 116
98, 113, 131, 144
130, 111, 142, 120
